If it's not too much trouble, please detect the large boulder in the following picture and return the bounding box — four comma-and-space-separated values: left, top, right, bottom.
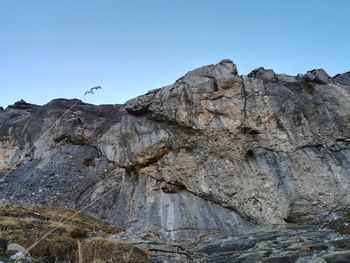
0, 60, 350, 243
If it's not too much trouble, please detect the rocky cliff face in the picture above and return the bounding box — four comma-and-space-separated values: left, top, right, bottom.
1, 60, 350, 261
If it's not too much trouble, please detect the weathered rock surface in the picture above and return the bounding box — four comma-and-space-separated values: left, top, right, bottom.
1, 59, 350, 262
189, 226, 350, 263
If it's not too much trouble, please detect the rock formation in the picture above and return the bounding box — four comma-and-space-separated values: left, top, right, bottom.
1, 60, 350, 262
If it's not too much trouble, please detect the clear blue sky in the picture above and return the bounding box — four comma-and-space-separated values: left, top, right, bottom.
1, 0, 349, 107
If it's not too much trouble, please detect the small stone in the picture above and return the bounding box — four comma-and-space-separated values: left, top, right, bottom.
310, 258, 327, 263
217, 59, 238, 74
8, 252, 32, 262
219, 59, 233, 64
323, 251, 350, 263
248, 67, 276, 80
7, 243, 25, 254
306, 69, 331, 84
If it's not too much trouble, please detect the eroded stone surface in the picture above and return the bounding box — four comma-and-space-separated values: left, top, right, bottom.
188, 226, 350, 263
1, 60, 350, 262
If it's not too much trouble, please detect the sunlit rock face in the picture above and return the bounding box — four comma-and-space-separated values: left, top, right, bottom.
1, 60, 350, 243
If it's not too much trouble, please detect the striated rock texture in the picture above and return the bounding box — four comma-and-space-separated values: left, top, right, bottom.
1, 60, 350, 249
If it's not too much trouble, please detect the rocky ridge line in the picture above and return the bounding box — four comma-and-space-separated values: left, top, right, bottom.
1, 60, 350, 262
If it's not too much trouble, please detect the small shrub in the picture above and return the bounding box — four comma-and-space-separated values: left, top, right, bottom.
29, 235, 77, 262
70, 227, 88, 239
82, 238, 149, 263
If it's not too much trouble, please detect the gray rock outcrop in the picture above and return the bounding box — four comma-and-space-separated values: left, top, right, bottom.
1, 60, 350, 261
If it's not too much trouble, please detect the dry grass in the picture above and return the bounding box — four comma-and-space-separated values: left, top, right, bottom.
0, 205, 148, 263
0, 205, 121, 234
0, 217, 20, 229
82, 238, 149, 263
47, 221, 77, 233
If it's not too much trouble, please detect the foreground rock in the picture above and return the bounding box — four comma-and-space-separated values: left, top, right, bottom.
190, 226, 350, 263
0, 60, 350, 261
110, 223, 350, 263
